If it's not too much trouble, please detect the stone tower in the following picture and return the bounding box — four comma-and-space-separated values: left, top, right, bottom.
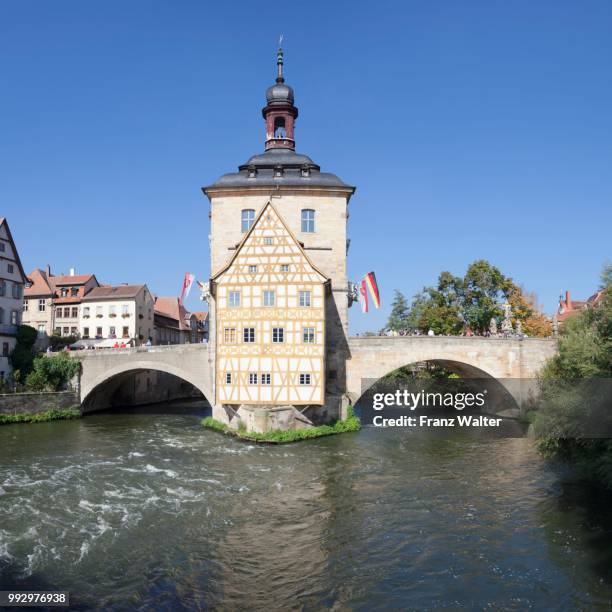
202, 47, 355, 426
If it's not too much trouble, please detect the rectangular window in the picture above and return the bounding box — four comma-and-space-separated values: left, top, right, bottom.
229, 291, 241, 308
60, 288, 68, 297
109, 305, 117, 316
63, 307, 70, 318
243, 327, 255, 343
122, 326, 129, 338
280, 264, 289, 272
225, 372, 232, 384
0, 242, 4, 252
0, 281, 5, 296
56, 307, 62, 319
241, 209, 255, 232
303, 327, 315, 343
96, 306, 103, 317
54, 327, 61, 335
122, 304, 129, 315
71, 287, 78, 297
37, 324, 45, 335
38, 299, 46, 312
109, 326, 116, 337
83, 327, 90, 338
70, 326, 77, 336
23, 300, 28, 312
263, 290, 275, 307
248, 373, 258, 385
71, 307, 78, 318
12, 284, 21, 299
248, 265, 257, 273
299, 373, 312, 385
301, 209, 315, 233
263, 237, 274, 245
94, 327, 102, 337
2, 342, 8, 357
223, 327, 237, 344
7, 264, 14, 274
83, 306, 89, 317
62, 327, 69, 337
10, 310, 18, 325
261, 373, 271, 385
272, 327, 284, 343
299, 290, 311, 307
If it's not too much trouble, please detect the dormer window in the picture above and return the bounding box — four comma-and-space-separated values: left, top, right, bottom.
301, 164, 311, 178
274, 165, 283, 178
247, 165, 257, 179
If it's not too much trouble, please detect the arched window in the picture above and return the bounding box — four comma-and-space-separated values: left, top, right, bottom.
301, 209, 315, 233
274, 117, 286, 138
241, 209, 255, 233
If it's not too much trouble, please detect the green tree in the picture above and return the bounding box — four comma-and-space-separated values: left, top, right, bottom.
10, 325, 38, 376
25, 352, 80, 392
401, 260, 551, 337
386, 290, 410, 331
534, 263, 612, 487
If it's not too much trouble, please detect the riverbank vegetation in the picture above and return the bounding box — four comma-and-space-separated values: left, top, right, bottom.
6, 327, 81, 393
386, 259, 551, 337
533, 265, 612, 487
0, 407, 81, 425
202, 407, 361, 443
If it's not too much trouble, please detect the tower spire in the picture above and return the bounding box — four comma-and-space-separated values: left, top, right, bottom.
276, 35, 284, 83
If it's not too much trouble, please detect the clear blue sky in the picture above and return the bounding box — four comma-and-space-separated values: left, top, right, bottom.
1, 1, 610, 333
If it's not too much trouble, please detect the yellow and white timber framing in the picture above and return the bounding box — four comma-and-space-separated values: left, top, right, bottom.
211, 200, 329, 406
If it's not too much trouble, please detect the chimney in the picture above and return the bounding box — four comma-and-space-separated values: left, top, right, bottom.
46, 264, 51, 277
69, 267, 75, 276
565, 291, 571, 309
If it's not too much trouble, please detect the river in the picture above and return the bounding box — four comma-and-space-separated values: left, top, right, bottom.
1, 403, 612, 610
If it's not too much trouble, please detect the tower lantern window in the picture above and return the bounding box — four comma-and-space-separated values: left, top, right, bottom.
274, 117, 286, 138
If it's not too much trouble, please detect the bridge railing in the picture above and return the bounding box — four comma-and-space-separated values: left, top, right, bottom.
74, 343, 209, 358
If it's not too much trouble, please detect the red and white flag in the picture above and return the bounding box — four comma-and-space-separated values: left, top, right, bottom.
179, 273, 195, 305
360, 278, 369, 313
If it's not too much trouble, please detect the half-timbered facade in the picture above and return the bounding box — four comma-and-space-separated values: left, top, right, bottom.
212, 201, 328, 406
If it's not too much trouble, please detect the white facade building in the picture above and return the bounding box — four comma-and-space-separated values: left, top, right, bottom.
80, 285, 154, 345
0, 218, 27, 381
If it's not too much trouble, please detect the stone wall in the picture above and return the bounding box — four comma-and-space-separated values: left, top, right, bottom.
0, 391, 79, 415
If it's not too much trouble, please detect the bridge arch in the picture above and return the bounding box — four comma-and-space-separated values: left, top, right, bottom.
349, 357, 521, 416
81, 359, 214, 413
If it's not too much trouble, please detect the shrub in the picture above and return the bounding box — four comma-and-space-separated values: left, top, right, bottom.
9, 325, 38, 375
25, 352, 81, 392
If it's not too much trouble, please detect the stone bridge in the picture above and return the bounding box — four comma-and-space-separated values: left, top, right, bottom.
346, 336, 557, 414
75, 344, 214, 413
74, 336, 557, 416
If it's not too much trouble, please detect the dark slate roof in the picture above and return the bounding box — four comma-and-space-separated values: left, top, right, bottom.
203, 148, 355, 192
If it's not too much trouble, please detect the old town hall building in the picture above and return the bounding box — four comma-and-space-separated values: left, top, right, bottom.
203, 48, 355, 428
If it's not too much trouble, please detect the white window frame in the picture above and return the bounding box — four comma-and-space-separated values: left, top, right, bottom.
301, 209, 315, 233
261, 373, 271, 385
241, 209, 255, 232
248, 372, 258, 385
299, 291, 311, 307
263, 290, 275, 307
272, 327, 284, 343
243, 327, 255, 343
303, 327, 315, 343
229, 291, 241, 308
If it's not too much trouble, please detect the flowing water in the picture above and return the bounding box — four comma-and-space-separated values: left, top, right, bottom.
1, 403, 612, 610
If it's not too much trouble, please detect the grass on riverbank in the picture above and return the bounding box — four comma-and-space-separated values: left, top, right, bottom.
202, 407, 361, 443
0, 407, 81, 425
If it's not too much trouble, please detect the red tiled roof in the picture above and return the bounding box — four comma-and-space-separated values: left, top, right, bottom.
25, 268, 53, 297
82, 285, 146, 301
154, 296, 191, 330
